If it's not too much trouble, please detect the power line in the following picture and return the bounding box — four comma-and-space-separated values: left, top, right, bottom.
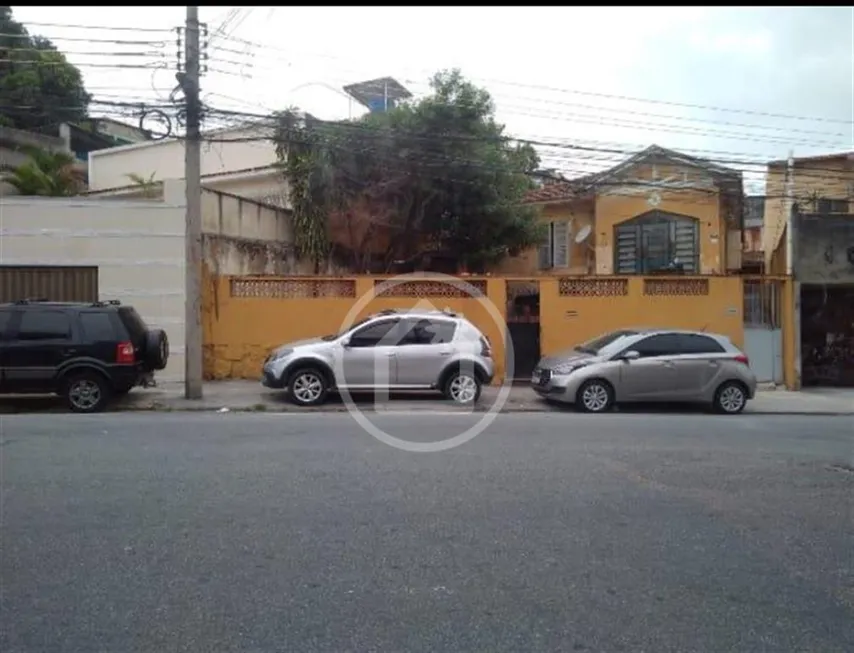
16, 21, 173, 33
0, 31, 171, 46
196, 64, 848, 149
211, 33, 853, 125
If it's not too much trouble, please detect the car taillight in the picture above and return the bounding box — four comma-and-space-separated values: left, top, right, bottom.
480, 336, 492, 357
116, 341, 135, 364
734, 354, 749, 366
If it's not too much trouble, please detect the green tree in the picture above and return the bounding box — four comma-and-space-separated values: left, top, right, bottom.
274, 69, 545, 273
0, 6, 90, 131
4, 146, 82, 196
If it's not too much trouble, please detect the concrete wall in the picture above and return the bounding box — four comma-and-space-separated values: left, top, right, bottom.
202, 274, 799, 387
795, 213, 854, 284
0, 180, 187, 383
763, 154, 854, 269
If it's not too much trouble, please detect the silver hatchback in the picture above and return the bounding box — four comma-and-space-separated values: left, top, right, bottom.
261, 309, 495, 406
532, 328, 757, 414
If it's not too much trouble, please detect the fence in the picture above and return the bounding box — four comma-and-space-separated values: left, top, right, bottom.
203, 273, 796, 386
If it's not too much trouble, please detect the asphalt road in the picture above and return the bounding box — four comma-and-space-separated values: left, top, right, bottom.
1, 412, 853, 653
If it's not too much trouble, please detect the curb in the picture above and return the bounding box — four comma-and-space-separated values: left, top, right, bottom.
116, 404, 854, 417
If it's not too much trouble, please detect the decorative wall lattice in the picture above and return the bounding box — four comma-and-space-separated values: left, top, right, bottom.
230, 278, 357, 298
558, 278, 629, 297
643, 278, 709, 296
374, 279, 487, 298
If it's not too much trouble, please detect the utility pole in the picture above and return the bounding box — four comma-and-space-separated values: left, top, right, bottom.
783, 149, 795, 277
183, 5, 203, 399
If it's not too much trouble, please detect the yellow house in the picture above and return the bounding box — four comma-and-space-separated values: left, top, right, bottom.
762, 151, 853, 274
496, 145, 745, 276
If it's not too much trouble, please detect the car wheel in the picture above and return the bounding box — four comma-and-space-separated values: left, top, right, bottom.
713, 381, 747, 414
287, 367, 330, 406
576, 379, 615, 413
443, 370, 482, 405
63, 371, 111, 413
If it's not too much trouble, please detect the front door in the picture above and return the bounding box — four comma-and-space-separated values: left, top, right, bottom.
5, 308, 76, 392
339, 318, 400, 388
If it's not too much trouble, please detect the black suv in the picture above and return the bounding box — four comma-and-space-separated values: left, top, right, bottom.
0, 299, 169, 413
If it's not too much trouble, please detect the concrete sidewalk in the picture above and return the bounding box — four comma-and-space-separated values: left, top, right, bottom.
108, 380, 854, 415
1, 380, 851, 415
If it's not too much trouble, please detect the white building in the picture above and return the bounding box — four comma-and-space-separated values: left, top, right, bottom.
88, 123, 288, 207
0, 181, 187, 382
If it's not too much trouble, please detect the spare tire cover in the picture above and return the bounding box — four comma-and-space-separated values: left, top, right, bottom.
145, 329, 169, 370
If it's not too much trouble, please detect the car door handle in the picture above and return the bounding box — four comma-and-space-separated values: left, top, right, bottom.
438, 350, 452, 356
384, 352, 396, 357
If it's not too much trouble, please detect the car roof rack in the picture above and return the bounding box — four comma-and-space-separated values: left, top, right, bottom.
90, 299, 122, 307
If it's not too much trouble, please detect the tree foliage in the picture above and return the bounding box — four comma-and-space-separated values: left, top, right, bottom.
0, 6, 90, 131
274, 69, 544, 273
4, 146, 83, 196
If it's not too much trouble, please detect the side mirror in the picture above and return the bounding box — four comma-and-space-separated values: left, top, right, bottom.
341, 338, 352, 349
620, 350, 640, 362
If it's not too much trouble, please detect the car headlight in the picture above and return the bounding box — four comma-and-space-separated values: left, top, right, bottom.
269, 348, 293, 362
552, 362, 589, 375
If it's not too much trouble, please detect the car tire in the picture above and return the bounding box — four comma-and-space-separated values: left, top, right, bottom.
63, 371, 111, 414
144, 329, 169, 371
713, 381, 748, 415
443, 369, 482, 405
287, 367, 330, 407
575, 379, 615, 413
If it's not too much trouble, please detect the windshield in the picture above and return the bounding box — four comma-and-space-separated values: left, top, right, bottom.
574, 329, 638, 355
320, 315, 372, 341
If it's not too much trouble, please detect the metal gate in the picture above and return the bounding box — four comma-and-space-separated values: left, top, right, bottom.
800, 284, 854, 387
743, 279, 783, 384
0, 266, 99, 303
505, 280, 541, 381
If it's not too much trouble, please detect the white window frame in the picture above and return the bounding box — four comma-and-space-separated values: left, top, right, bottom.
537, 220, 571, 270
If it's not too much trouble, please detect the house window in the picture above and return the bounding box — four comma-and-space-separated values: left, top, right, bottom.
817, 198, 848, 214
614, 211, 699, 274
537, 221, 570, 270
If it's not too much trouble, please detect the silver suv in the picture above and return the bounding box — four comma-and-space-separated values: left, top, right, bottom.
261, 309, 495, 406
532, 328, 758, 414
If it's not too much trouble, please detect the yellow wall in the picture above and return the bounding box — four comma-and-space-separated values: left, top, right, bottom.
203, 275, 509, 382
203, 273, 797, 389
538, 276, 745, 356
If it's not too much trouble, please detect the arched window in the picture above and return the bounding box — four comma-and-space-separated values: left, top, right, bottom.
614, 211, 699, 274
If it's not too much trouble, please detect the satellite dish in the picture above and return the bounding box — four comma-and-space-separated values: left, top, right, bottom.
575, 224, 592, 244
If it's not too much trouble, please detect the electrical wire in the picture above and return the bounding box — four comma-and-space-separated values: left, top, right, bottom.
210, 33, 853, 125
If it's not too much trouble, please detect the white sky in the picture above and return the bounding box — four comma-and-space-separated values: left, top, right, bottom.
11, 6, 854, 191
